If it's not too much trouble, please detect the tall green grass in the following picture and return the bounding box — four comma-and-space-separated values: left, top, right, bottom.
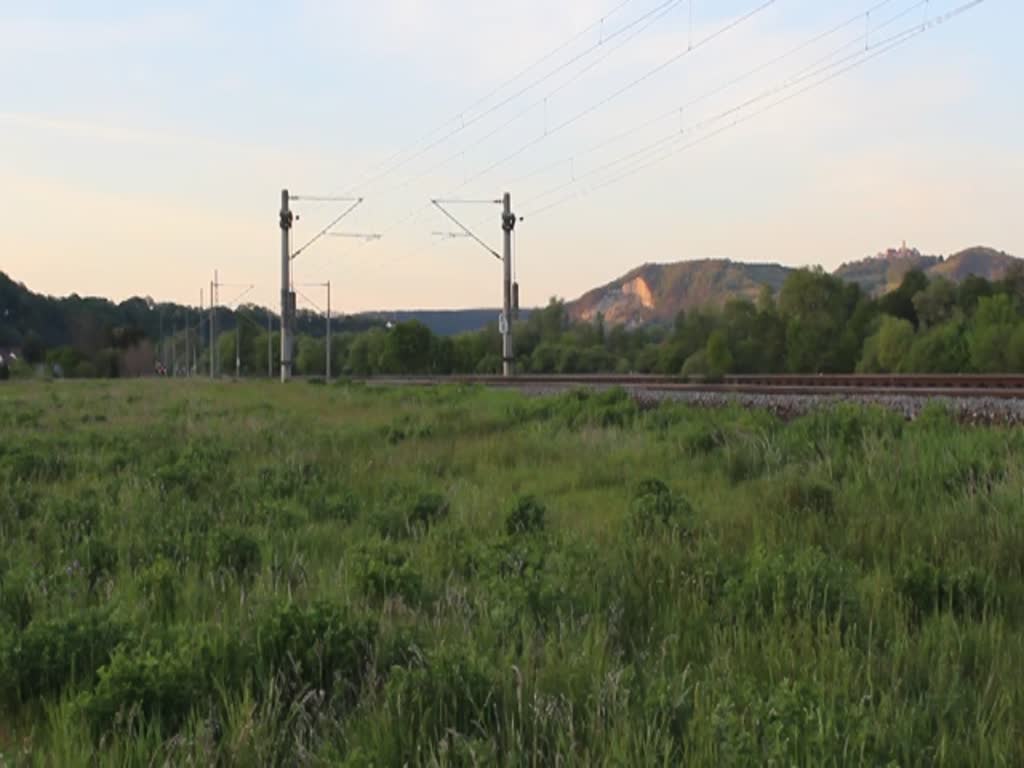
1, 380, 1022, 765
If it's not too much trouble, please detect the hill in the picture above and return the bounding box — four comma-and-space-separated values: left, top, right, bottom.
568, 259, 792, 327
929, 246, 1020, 283
834, 246, 942, 295
568, 246, 1021, 326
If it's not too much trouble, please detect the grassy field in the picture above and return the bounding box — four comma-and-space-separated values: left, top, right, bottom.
1, 379, 1023, 766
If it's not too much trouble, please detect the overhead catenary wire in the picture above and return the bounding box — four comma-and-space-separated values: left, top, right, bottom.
329, 0, 775, 273
524, 0, 987, 218
511, 0, 899, 186
290, 198, 364, 260
430, 200, 502, 261
318, 0, 983, 304
524, 0, 924, 208
387, 0, 688, 194
336, 0, 643, 197
460, 0, 777, 190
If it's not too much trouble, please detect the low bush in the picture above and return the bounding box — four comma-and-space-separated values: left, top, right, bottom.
630, 480, 693, 536
211, 528, 262, 581
726, 548, 860, 628
898, 559, 994, 621
505, 495, 546, 536
353, 542, 424, 604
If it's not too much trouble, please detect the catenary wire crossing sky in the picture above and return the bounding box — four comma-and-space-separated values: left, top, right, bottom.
0, 0, 1018, 313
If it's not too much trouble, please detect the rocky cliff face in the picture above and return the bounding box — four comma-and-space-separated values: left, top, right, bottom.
566, 247, 1021, 327
567, 259, 791, 327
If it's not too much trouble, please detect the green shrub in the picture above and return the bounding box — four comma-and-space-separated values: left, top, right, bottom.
726, 548, 859, 628
380, 644, 502, 755
898, 559, 994, 621
780, 477, 835, 517
252, 601, 378, 704
0, 565, 34, 630
630, 480, 693, 536
139, 558, 178, 620
78, 638, 212, 734
212, 528, 262, 580
505, 495, 546, 536
353, 542, 423, 604
309, 490, 361, 524
1, 608, 128, 709
80, 537, 119, 587
408, 493, 449, 531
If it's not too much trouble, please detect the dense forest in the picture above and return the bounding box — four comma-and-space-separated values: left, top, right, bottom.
3, 264, 1024, 379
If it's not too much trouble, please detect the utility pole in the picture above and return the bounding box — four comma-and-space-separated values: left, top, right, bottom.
280, 190, 294, 382
158, 310, 163, 375
267, 310, 273, 378
326, 280, 332, 380
430, 194, 518, 378
199, 288, 205, 377
281, 192, 367, 383
184, 307, 190, 377
501, 192, 516, 377
209, 275, 216, 379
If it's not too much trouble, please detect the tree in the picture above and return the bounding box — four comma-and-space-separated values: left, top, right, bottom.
904, 321, 968, 373
779, 269, 854, 372
968, 294, 1017, 372
958, 275, 992, 316
386, 321, 433, 374
875, 316, 915, 372
878, 269, 928, 327
296, 335, 326, 376
705, 330, 733, 375
912, 277, 957, 329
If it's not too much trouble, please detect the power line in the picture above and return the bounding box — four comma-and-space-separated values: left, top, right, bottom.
290, 198, 364, 260
387, 0, 688, 194
511, 0, 900, 186
328, 0, 775, 273
336, 0, 642, 197
460, 0, 778, 190
525, 0, 987, 218
524, 0, 926, 208
430, 200, 502, 260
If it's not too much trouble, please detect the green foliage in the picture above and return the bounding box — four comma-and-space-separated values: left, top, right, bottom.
1, 608, 128, 710
630, 479, 693, 536
505, 495, 546, 536
726, 548, 860, 628
897, 559, 995, 621
353, 541, 424, 604
211, 528, 262, 580
3, 380, 1024, 764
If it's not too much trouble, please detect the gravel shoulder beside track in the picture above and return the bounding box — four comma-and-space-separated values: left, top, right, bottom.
507, 382, 1024, 425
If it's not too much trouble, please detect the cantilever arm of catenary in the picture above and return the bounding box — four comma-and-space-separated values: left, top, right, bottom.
430, 200, 502, 261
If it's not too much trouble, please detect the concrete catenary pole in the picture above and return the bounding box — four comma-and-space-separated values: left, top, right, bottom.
184, 307, 190, 377
501, 192, 516, 377
280, 190, 294, 382
326, 280, 332, 381
209, 276, 216, 379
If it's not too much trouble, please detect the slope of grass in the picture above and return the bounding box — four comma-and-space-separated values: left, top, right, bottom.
1, 380, 1023, 765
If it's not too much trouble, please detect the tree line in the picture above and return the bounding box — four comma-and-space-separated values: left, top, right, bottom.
4, 265, 1024, 379
328, 265, 1024, 377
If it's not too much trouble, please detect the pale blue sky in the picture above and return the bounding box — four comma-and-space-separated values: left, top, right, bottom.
0, 0, 1019, 312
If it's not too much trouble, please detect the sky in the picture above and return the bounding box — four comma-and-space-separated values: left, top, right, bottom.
0, 0, 1020, 314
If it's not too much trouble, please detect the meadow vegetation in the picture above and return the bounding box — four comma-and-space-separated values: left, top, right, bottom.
1, 380, 1023, 765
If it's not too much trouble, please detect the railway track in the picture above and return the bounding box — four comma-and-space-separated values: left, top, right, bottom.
362, 373, 1024, 399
